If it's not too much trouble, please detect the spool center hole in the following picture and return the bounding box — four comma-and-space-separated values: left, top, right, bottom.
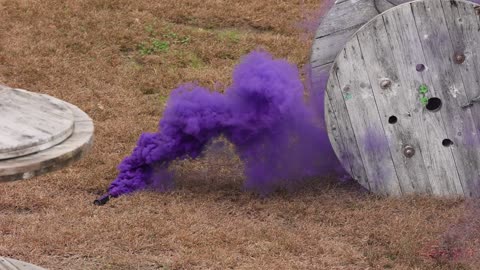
426, 97, 442, 112
388, 115, 398, 124
442, 139, 453, 147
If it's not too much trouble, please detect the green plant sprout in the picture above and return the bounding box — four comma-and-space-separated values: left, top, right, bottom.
137, 39, 169, 55
418, 84, 429, 106
219, 30, 241, 43
152, 39, 169, 52
420, 96, 429, 105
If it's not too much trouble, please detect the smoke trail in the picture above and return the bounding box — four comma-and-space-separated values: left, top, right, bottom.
106, 51, 341, 198
297, 0, 335, 39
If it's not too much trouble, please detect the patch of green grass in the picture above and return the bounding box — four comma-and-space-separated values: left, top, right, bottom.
137, 38, 169, 55
163, 31, 191, 45
152, 39, 169, 51
219, 30, 241, 43
189, 52, 204, 68
137, 26, 191, 56
170, 50, 205, 69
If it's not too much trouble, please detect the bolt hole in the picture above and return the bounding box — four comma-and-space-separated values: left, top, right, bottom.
426, 97, 442, 112
442, 139, 453, 147
388, 115, 398, 124
416, 64, 425, 72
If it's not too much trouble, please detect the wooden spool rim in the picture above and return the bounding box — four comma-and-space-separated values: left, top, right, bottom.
309, 0, 479, 83
0, 86, 94, 182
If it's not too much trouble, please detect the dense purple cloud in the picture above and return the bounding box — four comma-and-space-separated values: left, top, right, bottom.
106, 51, 341, 198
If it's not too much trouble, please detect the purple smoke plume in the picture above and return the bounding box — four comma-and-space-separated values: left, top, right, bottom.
297, 0, 335, 41
105, 51, 341, 198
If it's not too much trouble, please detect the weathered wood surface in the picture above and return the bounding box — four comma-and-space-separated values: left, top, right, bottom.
310, 0, 480, 90
356, 14, 432, 194
325, 70, 370, 189
311, 0, 412, 70
0, 87, 94, 182
330, 36, 402, 195
380, 4, 463, 195
0, 257, 46, 270
0, 86, 74, 160
325, 0, 480, 197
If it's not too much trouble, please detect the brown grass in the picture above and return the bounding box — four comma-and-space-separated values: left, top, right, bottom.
0, 0, 478, 269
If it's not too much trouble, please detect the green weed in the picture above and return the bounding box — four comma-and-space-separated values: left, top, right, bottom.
137, 39, 169, 55
137, 26, 191, 55
189, 53, 204, 68
219, 30, 241, 43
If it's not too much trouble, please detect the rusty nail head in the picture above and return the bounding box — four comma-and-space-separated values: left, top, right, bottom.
380, 79, 392, 89
454, 52, 465, 64
403, 145, 415, 158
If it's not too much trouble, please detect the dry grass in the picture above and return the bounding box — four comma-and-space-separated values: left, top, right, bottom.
0, 0, 478, 269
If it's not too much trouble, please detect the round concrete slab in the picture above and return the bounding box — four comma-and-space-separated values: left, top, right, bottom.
0, 87, 75, 160
0, 257, 46, 270
0, 85, 94, 182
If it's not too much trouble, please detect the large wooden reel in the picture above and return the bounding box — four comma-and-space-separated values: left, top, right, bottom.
324, 0, 480, 197
0, 85, 94, 182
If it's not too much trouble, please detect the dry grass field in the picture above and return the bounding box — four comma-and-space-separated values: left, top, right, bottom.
0, 0, 479, 269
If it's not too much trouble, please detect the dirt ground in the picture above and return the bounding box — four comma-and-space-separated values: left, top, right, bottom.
0, 0, 478, 269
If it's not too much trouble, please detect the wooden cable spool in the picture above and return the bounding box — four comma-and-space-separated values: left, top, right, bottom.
0, 85, 94, 182
318, 0, 480, 197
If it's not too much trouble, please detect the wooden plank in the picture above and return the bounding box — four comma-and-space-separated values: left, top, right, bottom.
324, 66, 370, 190
314, 0, 379, 38
312, 28, 358, 68
356, 16, 432, 194
330, 37, 402, 195
325, 85, 353, 175
441, 0, 480, 157
412, 0, 480, 196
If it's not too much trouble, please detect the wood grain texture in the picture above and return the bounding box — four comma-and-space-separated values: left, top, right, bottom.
0, 88, 94, 182
381, 4, 463, 196
440, 0, 480, 195
331, 37, 402, 195
310, 0, 480, 96
325, 0, 480, 197
357, 15, 432, 194
310, 0, 412, 70
325, 70, 370, 189
0, 86, 74, 160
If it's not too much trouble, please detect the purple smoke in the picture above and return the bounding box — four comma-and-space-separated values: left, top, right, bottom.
297, 0, 335, 37
106, 51, 341, 198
